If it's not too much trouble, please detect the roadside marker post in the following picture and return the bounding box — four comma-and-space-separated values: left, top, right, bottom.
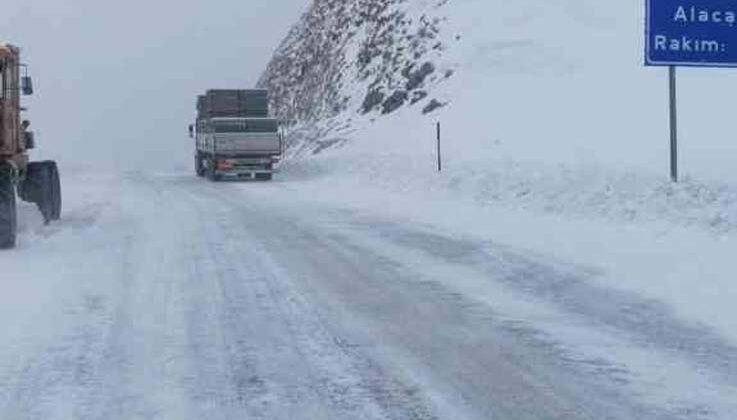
437, 122, 442, 172
645, 0, 737, 182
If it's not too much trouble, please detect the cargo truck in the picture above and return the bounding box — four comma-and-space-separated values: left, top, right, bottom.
190, 89, 282, 181
1, 42, 61, 249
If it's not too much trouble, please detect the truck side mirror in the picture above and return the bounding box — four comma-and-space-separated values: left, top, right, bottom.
21, 76, 34, 96
188, 124, 194, 139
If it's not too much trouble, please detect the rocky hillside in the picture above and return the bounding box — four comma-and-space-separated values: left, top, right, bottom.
258, 0, 454, 154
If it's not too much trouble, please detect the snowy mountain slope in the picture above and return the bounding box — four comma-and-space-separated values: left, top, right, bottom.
259, 0, 453, 151
259, 0, 737, 232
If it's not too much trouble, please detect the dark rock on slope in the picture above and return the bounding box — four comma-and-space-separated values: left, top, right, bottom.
258, 0, 454, 154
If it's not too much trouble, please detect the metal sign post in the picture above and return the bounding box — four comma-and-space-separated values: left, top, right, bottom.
669, 66, 678, 182
645, 0, 737, 182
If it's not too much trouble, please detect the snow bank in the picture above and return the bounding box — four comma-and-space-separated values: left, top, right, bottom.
280, 107, 737, 235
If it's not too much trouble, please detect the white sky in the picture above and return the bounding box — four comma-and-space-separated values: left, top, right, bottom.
1, 0, 309, 170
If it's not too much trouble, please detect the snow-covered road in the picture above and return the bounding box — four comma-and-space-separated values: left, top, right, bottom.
2, 171, 736, 419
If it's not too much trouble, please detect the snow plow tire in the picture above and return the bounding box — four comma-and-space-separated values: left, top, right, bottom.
24, 161, 60, 224
0, 163, 17, 249
49, 161, 62, 221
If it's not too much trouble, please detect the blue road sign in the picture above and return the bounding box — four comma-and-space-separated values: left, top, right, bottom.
646, 0, 737, 67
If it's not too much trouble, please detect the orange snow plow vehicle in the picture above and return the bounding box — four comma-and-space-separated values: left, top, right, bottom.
0, 42, 61, 248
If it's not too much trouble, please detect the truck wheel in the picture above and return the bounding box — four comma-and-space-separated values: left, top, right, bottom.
25, 161, 56, 224
48, 161, 62, 221
0, 164, 17, 249
206, 160, 221, 182
195, 154, 205, 177
256, 173, 273, 181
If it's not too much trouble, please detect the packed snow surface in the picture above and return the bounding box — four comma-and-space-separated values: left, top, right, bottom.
1, 169, 736, 419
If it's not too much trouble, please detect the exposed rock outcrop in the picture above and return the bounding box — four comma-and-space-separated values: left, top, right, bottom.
258, 0, 453, 154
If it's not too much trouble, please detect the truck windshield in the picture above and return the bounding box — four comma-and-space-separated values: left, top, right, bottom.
212, 119, 277, 133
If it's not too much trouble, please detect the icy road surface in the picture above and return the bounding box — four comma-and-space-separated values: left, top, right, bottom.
2, 171, 736, 420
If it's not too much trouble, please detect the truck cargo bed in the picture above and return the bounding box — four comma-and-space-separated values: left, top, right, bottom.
197, 89, 268, 119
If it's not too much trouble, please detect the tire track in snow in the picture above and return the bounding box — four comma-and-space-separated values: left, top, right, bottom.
361, 220, 737, 388
307, 213, 737, 418
214, 184, 736, 419
207, 182, 676, 420
179, 177, 442, 420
